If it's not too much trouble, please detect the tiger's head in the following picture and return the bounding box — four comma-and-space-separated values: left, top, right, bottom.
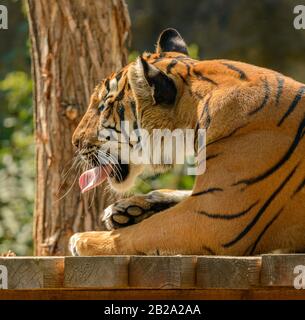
72, 28, 197, 193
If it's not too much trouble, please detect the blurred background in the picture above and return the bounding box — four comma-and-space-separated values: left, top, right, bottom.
0, 0, 304, 254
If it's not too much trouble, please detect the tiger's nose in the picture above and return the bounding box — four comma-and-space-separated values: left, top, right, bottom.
72, 135, 100, 151
72, 127, 100, 149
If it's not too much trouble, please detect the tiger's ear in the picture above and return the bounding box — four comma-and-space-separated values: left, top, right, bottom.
156, 28, 188, 55
128, 56, 177, 106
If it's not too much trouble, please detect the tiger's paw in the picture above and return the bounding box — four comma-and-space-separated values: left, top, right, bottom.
102, 190, 188, 230
69, 231, 124, 256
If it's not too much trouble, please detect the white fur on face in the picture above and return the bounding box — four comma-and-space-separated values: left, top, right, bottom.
127, 58, 154, 105
109, 78, 118, 92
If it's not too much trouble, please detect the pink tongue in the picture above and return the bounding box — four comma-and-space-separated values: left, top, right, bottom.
79, 166, 111, 193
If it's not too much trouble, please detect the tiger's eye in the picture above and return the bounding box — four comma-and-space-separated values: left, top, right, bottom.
98, 103, 105, 113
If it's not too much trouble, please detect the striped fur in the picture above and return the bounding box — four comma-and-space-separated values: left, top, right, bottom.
71, 29, 305, 256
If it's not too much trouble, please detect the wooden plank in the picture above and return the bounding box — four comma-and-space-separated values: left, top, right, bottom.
1, 288, 305, 300
64, 256, 129, 288
0, 257, 64, 289
196, 256, 261, 289
261, 254, 305, 287
2, 254, 305, 291
129, 256, 196, 288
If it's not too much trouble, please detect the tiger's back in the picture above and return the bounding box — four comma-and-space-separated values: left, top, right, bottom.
156, 53, 305, 254
179, 57, 305, 255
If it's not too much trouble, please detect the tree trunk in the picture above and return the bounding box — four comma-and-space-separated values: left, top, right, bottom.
26, 0, 130, 256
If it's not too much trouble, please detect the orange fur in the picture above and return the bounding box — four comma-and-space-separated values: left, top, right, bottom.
71, 29, 305, 256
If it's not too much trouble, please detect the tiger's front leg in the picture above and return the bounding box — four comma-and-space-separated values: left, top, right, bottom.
102, 189, 191, 230
69, 197, 219, 256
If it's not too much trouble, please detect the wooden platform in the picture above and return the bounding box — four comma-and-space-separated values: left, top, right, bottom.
1, 254, 305, 299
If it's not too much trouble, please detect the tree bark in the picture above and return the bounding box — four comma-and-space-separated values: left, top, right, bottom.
26, 0, 130, 256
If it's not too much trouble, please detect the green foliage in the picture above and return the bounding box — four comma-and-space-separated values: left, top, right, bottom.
128, 50, 139, 63
0, 71, 34, 255
188, 43, 199, 60
0, 0, 33, 255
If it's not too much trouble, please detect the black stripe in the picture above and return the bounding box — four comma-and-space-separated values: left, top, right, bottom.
129, 100, 139, 132
166, 59, 178, 73
118, 105, 131, 145
234, 114, 305, 187
115, 87, 125, 101
206, 125, 246, 147
191, 187, 223, 197
151, 53, 167, 64
177, 72, 188, 85
100, 126, 120, 142
221, 62, 247, 80
275, 76, 285, 106
194, 121, 199, 134
206, 154, 220, 161
248, 78, 270, 115
193, 69, 218, 85
185, 63, 191, 77
115, 71, 123, 82
133, 121, 139, 131
292, 175, 305, 197
199, 97, 211, 130
130, 100, 137, 119
179, 60, 195, 79
194, 122, 200, 149
198, 201, 258, 220
223, 163, 299, 248
246, 207, 283, 255
105, 124, 121, 135
104, 79, 110, 92
277, 86, 305, 126
117, 139, 134, 149
118, 104, 125, 122
173, 57, 196, 72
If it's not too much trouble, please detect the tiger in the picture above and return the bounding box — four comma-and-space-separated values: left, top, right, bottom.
69, 28, 305, 256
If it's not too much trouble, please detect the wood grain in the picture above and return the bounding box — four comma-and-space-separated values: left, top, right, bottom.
0, 254, 305, 294
196, 256, 261, 289
1, 288, 305, 300
261, 254, 305, 287
0, 257, 64, 289
129, 256, 196, 288
64, 256, 129, 288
